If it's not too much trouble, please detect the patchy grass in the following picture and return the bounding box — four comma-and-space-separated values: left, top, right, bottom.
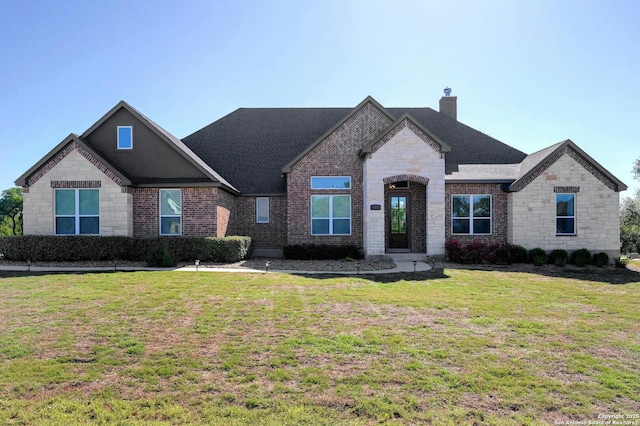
0, 267, 639, 424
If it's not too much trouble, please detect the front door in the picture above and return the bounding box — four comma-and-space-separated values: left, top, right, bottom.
389, 194, 409, 249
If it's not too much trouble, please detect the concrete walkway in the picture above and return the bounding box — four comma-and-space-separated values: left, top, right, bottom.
0, 255, 433, 275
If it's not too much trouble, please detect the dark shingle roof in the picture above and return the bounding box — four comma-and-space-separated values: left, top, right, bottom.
182, 106, 529, 194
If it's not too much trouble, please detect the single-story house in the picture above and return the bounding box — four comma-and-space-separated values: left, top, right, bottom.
16, 92, 627, 258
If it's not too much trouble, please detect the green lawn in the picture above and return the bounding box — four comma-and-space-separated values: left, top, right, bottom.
1, 267, 639, 425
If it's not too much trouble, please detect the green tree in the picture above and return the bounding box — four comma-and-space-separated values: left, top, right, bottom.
621, 157, 640, 253
0, 187, 23, 236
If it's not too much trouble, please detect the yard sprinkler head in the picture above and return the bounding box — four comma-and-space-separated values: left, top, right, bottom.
413, 260, 417, 272
265, 261, 270, 273
195, 259, 200, 271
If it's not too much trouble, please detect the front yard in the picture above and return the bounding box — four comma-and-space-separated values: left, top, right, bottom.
1, 267, 639, 425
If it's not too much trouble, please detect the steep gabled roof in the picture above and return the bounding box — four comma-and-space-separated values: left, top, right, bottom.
359, 112, 451, 157
509, 139, 627, 192
281, 96, 395, 173
183, 107, 354, 194
82, 101, 239, 193
182, 100, 530, 194
15, 134, 132, 187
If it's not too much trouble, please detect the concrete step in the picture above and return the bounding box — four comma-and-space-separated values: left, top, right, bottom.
387, 253, 428, 262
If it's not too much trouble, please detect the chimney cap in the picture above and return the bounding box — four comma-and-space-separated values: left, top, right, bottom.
444, 87, 452, 97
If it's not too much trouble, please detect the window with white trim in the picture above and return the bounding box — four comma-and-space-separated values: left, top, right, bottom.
311, 195, 351, 235
160, 189, 182, 235
311, 176, 351, 189
117, 126, 133, 150
55, 189, 99, 235
556, 193, 575, 235
256, 197, 269, 223
451, 195, 491, 235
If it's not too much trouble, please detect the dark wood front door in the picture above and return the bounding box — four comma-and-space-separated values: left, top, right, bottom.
389, 194, 409, 249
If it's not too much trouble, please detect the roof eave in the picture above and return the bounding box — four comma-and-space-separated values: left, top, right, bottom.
15, 134, 132, 187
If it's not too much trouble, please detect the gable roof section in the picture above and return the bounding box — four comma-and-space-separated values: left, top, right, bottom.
15, 134, 132, 187
387, 108, 528, 174
359, 113, 451, 158
281, 96, 395, 173
182, 101, 531, 194
182, 107, 354, 194
509, 139, 627, 192
82, 101, 239, 193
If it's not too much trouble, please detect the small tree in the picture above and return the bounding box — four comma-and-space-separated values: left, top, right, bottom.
0, 187, 23, 236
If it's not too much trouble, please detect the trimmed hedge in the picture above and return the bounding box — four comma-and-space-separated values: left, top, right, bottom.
445, 238, 528, 264
0, 235, 252, 264
283, 244, 363, 260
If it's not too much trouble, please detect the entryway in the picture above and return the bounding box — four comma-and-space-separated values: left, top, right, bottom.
389, 194, 409, 249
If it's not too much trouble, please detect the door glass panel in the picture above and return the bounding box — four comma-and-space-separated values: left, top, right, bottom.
391, 196, 407, 234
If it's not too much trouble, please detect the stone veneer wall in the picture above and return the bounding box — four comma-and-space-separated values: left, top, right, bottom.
131, 187, 235, 238
445, 183, 508, 244
363, 124, 446, 256
235, 196, 288, 248
22, 149, 132, 236
383, 182, 426, 252
287, 102, 393, 247
508, 153, 620, 257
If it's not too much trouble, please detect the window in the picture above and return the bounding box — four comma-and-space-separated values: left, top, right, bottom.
451, 195, 491, 234
117, 126, 133, 150
160, 189, 181, 235
256, 197, 269, 223
311, 195, 351, 235
311, 176, 351, 189
556, 193, 575, 235
55, 189, 99, 235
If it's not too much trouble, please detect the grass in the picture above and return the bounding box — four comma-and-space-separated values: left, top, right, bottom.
0, 267, 639, 425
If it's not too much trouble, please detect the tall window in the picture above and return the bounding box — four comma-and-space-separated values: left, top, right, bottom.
256, 197, 270, 223
160, 189, 181, 235
451, 195, 491, 235
311, 195, 351, 235
55, 189, 99, 235
117, 126, 133, 150
556, 193, 575, 235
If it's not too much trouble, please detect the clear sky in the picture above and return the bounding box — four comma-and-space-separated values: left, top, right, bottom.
1, 0, 638, 197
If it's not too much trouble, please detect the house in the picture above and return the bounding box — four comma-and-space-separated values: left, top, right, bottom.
15, 92, 627, 259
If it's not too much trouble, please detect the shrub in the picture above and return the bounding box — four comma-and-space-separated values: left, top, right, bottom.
283, 244, 362, 260
570, 248, 591, 267
511, 245, 529, 263
146, 244, 177, 267
592, 252, 609, 267
445, 238, 466, 263
0, 235, 252, 263
615, 257, 629, 269
548, 249, 569, 267
529, 248, 547, 266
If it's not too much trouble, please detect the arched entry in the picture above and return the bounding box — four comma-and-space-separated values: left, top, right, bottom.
383, 175, 429, 252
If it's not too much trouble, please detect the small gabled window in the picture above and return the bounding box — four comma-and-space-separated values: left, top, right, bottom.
117, 126, 133, 150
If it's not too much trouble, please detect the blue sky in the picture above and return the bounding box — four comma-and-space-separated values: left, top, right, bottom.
1, 0, 638, 196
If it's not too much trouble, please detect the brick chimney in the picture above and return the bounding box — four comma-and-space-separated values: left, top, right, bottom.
439, 87, 457, 120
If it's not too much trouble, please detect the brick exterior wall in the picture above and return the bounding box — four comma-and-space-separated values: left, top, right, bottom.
236, 196, 288, 248
131, 187, 237, 238
445, 183, 509, 244
287, 101, 393, 247
384, 182, 427, 252
22, 149, 132, 236
508, 153, 620, 257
